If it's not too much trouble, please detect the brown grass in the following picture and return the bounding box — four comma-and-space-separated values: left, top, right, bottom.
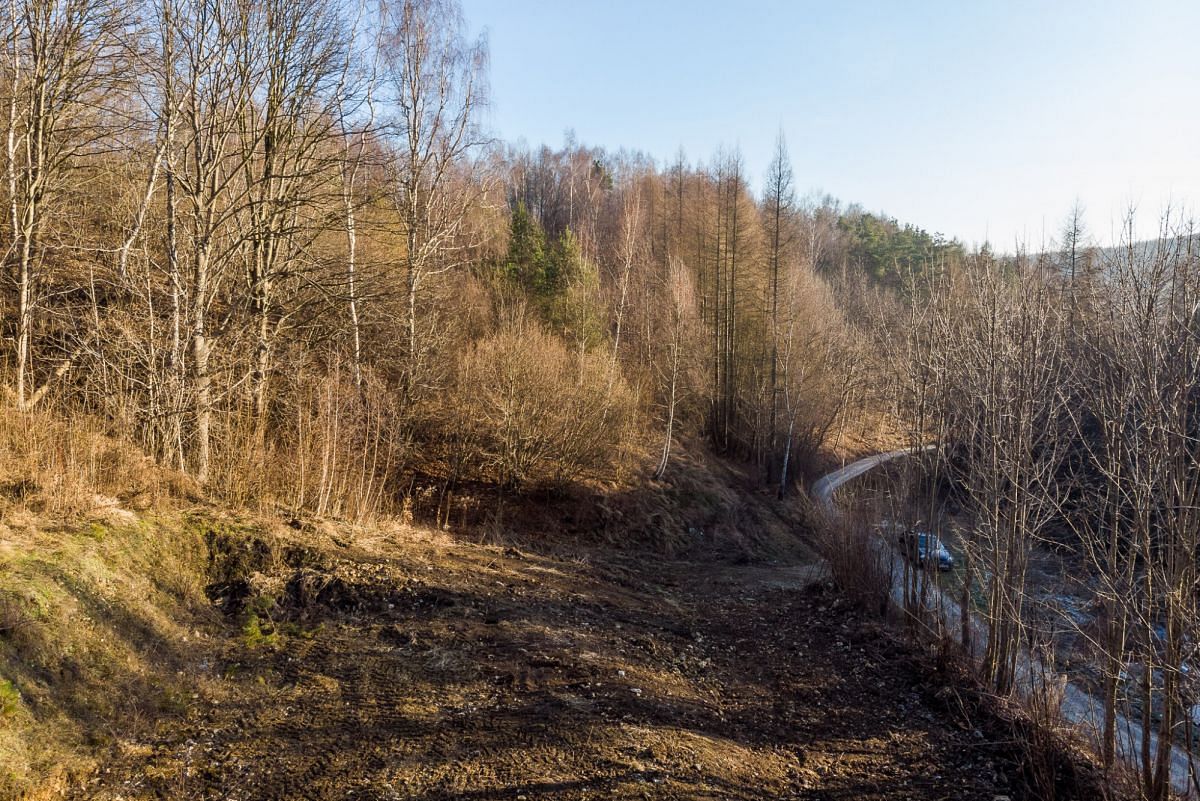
815, 503, 893, 618
0, 406, 192, 522
0, 512, 219, 798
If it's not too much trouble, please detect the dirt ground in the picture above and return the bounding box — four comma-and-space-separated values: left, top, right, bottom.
59, 517, 1052, 801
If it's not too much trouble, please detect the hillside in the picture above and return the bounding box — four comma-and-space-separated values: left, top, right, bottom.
2, 0, 1195, 797
2, 492, 1096, 801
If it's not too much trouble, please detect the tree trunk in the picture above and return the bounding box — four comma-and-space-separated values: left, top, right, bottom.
192, 246, 211, 484
653, 339, 678, 480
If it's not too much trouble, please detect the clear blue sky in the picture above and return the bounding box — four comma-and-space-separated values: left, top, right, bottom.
460, 0, 1200, 250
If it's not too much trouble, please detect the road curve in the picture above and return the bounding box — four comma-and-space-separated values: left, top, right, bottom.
813, 447, 1198, 796
812, 447, 925, 512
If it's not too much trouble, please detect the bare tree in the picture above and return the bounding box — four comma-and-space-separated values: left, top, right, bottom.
762, 130, 795, 482
379, 0, 488, 402
609, 181, 642, 371
775, 261, 851, 496
237, 0, 348, 424
334, 2, 379, 389
652, 255, 697, 479
706, 148, 752, 452
922, 252, 1068, 692
161, 0, 260, 482
0, 0, 129, 409
1074, 219, 1200, 798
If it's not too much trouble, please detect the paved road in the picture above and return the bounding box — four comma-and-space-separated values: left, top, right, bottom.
814, 447, 1199, 796
811, 448, 923, 509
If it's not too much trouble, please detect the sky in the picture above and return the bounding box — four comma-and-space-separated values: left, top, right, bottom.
459, 0, 1200, 250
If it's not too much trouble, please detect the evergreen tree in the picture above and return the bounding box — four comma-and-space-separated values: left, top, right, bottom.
503, 202, 548, 291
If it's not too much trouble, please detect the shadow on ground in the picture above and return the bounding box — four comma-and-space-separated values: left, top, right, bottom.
70, 524, 1038, 801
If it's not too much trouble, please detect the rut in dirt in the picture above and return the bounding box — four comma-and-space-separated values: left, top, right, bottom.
74, 535, 1071, 800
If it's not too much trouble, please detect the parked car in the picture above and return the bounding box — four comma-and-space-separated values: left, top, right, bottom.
898, 530, 954, 571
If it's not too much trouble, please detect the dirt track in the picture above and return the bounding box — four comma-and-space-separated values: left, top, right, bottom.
72, 526, 1034, 800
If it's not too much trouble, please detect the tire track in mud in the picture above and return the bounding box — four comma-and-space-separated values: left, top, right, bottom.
74, 532, 1063, 801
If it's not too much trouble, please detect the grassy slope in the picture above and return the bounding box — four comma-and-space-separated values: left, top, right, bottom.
0, 509, 243, 798
0, 445, 817, 799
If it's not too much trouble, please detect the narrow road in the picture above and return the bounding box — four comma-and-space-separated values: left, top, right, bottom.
814, 448, 1198, 797
811, 448, 920, 509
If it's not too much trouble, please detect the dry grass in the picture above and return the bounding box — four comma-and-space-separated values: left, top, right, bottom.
0, 406, 192, 522
0, 404, 208, 794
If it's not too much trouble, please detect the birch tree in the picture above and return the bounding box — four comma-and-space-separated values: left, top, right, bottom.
379, 0, 487, 402
238, 0, 347, 423
334, 3, 379, 389
162, 0, 258, 482
0, 0, 129, 409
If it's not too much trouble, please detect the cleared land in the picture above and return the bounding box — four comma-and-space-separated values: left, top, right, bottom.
51, 514, 1066, 801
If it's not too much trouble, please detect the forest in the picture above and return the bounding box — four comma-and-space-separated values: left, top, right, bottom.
0, 0, 937, 522
3, 0, 1200, 799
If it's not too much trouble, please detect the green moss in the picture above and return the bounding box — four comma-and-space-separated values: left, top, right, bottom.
0, 678, 21, 716
279, 621, 321, 640
241, 614, 278, 649
82, 522, 107, 541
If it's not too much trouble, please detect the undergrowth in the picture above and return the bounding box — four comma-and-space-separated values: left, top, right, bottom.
0, 513, 217, 799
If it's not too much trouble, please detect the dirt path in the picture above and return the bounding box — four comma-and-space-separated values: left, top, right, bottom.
72, 526, 1030, 801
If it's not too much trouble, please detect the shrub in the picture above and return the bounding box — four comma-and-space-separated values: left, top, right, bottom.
455, 322, 637, 489
817, 507, 893, 618
212, 355, 404, 523
241, 614, 278, 650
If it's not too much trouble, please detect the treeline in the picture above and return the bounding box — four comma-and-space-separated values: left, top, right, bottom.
832, 209, 963, 287
0, 0, 947, 524
889, 215, 1200, 801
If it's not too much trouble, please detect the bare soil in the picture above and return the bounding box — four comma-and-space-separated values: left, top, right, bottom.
64, 519, 1058, 801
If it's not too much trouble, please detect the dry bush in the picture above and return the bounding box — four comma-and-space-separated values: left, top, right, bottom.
816, 504, 893, 617
1022, 648, 1074, 799
454, 321, 637, 489
209, 357, 404, 523
282, 365, 403, 522
0, 405, 182, 518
